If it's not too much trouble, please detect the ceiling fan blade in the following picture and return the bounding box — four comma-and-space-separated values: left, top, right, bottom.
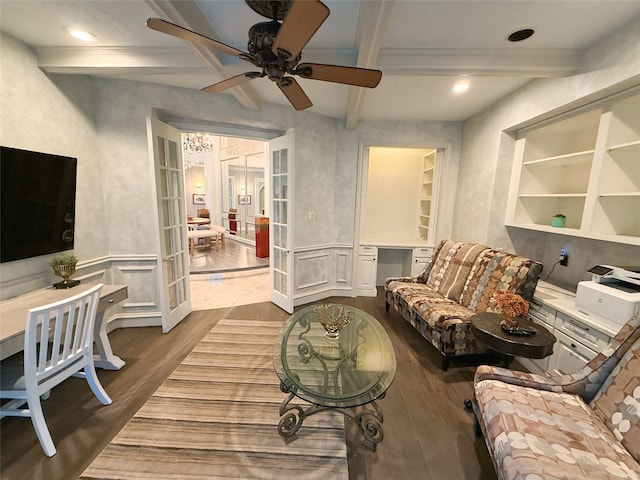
202, 73, 259, 94
296, 63, 382, 88
147, 18, 247, 59
272, 0, 329, 61
278, 78, 313, 111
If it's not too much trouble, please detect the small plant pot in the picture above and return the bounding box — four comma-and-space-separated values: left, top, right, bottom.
551, 215, 566, 228
52, 263, 80, 289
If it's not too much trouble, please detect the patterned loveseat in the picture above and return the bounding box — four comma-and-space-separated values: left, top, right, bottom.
384, 240, 542, 370
473, 312, 640, 480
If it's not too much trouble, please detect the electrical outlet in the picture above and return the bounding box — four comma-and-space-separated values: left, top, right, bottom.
560, 248, 569, 266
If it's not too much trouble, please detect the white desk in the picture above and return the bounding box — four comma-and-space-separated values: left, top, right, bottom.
0, 282, 128, 370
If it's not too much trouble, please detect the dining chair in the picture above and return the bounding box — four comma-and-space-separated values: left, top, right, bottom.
0, 283, 112, 457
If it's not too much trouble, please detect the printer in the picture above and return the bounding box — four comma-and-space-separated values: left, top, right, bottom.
575, 265, 640, 330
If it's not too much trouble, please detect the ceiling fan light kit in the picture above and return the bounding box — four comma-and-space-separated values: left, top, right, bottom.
146, 0, 382, 111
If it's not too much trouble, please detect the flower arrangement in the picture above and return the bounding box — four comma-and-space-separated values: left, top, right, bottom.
492, 290, 529, 318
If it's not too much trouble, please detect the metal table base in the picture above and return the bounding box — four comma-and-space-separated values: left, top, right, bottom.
277, 381, 385, 451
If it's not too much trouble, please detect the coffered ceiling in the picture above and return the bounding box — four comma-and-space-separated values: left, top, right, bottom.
2, 0, 639, 127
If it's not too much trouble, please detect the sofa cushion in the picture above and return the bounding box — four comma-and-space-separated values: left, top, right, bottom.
386, 282, 474, 325
475, 379, 640, 480
414, 239, 447, 284
386, 280, 476, 353
459, 250, 539, 311
426, 240, 489, 301
590, 338, 640, 463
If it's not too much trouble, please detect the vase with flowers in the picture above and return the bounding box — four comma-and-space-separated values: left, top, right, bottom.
491, 290, 530, 333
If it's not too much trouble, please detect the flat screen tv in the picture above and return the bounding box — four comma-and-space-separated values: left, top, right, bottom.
1, 146, 77, 263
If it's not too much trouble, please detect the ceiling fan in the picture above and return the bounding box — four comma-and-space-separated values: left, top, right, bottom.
147, 0, 382, 111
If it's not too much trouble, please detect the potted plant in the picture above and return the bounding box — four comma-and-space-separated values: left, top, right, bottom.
49, 253, 80, 289
551, 213, 566, 228
491, 290, 530, 332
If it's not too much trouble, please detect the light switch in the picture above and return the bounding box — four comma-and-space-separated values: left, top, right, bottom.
307, 211, 316, 221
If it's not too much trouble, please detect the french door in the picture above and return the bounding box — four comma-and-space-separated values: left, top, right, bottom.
269, 134, 294, 313
148, 116, 191, 332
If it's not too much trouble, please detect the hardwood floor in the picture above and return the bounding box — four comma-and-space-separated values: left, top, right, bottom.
189, 234, 269, 273
0, 292, 499, 480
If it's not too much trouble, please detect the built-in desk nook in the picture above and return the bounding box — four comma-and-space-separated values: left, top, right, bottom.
0, 282, 128, 370
355, 145, 445, 296
356, 243, 434, 296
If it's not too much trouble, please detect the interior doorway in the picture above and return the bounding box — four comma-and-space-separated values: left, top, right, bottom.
183, 133, 267, 245
182, 132, 269, 274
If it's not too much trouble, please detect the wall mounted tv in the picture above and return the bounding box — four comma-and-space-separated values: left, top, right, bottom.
1, 146, 77, 263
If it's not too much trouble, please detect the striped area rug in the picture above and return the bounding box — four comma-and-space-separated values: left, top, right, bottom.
80, 318, 348, 479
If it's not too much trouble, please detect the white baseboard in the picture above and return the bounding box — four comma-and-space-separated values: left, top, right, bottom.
106, 313, 162, 333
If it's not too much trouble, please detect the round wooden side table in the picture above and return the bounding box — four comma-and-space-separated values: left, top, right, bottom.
470, 311, 556, 360
463, 311, 557, 412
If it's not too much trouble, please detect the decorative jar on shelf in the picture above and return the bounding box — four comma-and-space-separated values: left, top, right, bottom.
551, 214, 566, 228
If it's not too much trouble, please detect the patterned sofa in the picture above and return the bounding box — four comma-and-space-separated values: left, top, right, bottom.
473, 312, 640, 480
384, 240, 542, 370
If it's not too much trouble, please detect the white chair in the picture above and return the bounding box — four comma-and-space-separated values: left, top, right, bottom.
0, 283, 112, 457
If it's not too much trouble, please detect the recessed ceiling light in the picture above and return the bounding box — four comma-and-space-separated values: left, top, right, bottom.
453, 80, 470, 94
507, 28, 535, 42
66, 28, 97, 42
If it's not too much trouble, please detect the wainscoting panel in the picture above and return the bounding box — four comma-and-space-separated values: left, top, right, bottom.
114, 264, 160, 310
296, 251, 330, 290
67, 255, 162, 331
335, 251, 351, 284
293, 245, 354, 305
110, 256, 162, 329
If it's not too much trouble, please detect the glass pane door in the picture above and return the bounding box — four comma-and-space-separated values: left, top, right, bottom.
269, 134, 294, 313
149, 117, 191, 332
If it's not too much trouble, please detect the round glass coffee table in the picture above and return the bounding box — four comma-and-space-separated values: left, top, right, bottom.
273, 304, 396, 451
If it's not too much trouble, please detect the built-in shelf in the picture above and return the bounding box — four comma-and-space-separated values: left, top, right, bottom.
419, 150, 437, 241
357, 146, 442, 295
608, 140, 640, 152
598, 192, 640, 197
522, 150, 595, 167
506, 88, 640, 245
518, 194, 588, 198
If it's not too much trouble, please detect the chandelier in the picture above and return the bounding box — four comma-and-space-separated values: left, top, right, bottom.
182, 133, 215, 168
